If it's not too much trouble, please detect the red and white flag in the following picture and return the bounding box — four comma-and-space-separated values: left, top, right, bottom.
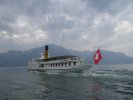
93, 48, 102, 65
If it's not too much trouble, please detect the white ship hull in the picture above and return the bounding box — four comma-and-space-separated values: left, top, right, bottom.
28, 64, 93, 73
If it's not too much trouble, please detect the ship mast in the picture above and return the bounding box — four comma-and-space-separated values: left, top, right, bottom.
62, 32, 64, 56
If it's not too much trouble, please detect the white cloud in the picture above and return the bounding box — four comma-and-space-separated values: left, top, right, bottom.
115, 21, 133, 34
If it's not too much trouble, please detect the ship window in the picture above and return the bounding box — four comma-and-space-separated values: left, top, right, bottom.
40, 64, 43, 67
61, 63, 63, 66
73, 62, 76, 65
59, 63, 60, 66
56, 63, 57, 66
65, 62, 67, 66
69, 62, 71, 66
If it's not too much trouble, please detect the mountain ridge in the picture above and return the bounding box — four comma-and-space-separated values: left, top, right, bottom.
0, 44, 133, 67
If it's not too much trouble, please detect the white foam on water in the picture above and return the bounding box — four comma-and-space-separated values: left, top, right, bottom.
45, 71, 60, 75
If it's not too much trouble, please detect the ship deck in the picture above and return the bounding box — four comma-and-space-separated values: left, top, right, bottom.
36, 55, 77, 62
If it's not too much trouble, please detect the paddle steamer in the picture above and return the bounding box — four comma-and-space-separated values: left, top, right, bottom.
28, 45, 92, 72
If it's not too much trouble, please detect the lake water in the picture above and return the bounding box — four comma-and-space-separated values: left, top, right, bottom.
0, 65, 133, 100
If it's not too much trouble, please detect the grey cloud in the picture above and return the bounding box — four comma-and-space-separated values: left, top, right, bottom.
93, 20, 116, 39
0, 0, 133, 56
88, 0, 115, 11
0, 22, 14, 33
84, 0, 132, 15
26, 0, 52, 16
45, 15, 75, 31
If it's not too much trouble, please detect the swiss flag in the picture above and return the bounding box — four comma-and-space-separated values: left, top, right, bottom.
93, 48, 102, 65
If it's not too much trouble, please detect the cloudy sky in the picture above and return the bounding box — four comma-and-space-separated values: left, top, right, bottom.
0, 0, 133, 56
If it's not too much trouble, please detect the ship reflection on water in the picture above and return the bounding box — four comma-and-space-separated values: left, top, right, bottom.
91, 81, 102, 100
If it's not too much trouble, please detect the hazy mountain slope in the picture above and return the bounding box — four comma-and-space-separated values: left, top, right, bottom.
0, 44, 133, 67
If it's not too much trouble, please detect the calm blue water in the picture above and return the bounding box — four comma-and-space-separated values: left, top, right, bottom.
0, 65, 133, 100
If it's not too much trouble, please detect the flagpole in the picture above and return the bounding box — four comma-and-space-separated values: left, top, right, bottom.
98, 45, 101, 49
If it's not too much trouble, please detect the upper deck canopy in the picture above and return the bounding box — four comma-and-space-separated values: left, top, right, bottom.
36, 55, 77, 62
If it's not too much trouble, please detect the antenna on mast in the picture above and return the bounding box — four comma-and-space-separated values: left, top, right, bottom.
62, 32, 64, 56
